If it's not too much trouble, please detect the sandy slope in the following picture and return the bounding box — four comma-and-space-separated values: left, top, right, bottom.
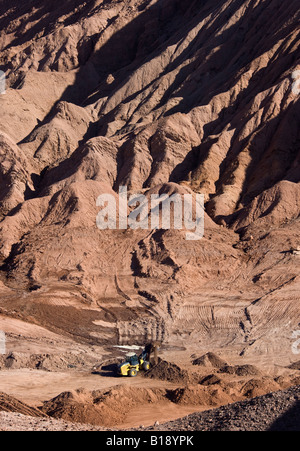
1, 384, 300, 431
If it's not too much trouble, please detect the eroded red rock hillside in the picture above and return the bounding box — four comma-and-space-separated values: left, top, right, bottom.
0, 0, 299, 365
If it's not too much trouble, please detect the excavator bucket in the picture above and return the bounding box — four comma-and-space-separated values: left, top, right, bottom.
153, 345, 159, 366
144, 341, 161, 366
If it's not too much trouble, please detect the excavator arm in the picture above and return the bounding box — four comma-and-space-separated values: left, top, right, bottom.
142, 342, 160, 366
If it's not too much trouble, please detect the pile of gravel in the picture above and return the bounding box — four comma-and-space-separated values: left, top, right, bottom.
142, 386, 300, 431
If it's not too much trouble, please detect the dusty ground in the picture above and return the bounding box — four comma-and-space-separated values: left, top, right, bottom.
0, 411, 104, 431
1, 385, 299, 431
142, 385, 300, 431
1, 318, 300, 430
1, 378, 300, 431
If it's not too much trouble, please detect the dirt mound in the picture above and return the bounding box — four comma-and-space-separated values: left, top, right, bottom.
41, 381, 243, 427
144, 359, 191, 384
4, 385, 300, 431
199, 374, 224, 386
167, 385, 234, 407
192, 352, 228, 369
141, 385, 300, 431
288, 361, 300, 371
42, 388, 112, 426
191, 354, 262, 378
275, 375, 300, 389
241, 377, 282, 398
42, 386, 166, 427
219, 365, 262, 377
0, 392, 45, 418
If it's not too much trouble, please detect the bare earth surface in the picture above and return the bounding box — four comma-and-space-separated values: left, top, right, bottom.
0, 411, 104, 431
141, 385, 300, 432
0, 0, 299, 431
1, 385, 300, 431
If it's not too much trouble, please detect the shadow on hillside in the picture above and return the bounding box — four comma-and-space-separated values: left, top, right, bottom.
16, 0, 202, 143
4, 0, 300, 214
14, 0, 299, 140
0, 0, 99, 49
61, 0, 205, 106
268, 400, 300, 431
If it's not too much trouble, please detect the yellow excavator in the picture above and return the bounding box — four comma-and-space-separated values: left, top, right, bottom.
118, 342, 160, 377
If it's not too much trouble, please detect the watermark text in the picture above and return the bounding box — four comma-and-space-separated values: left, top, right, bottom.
0, 330, 5, 355
0, 71, 6, 95
96, 187, 205, 241
292, 330, 300, 355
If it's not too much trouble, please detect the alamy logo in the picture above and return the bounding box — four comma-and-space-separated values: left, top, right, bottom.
292, 70, 300, 95
0, 330, 5, 355
0, 71, 6, 95
96, 187, 205, 241
292, 330, 300, 355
